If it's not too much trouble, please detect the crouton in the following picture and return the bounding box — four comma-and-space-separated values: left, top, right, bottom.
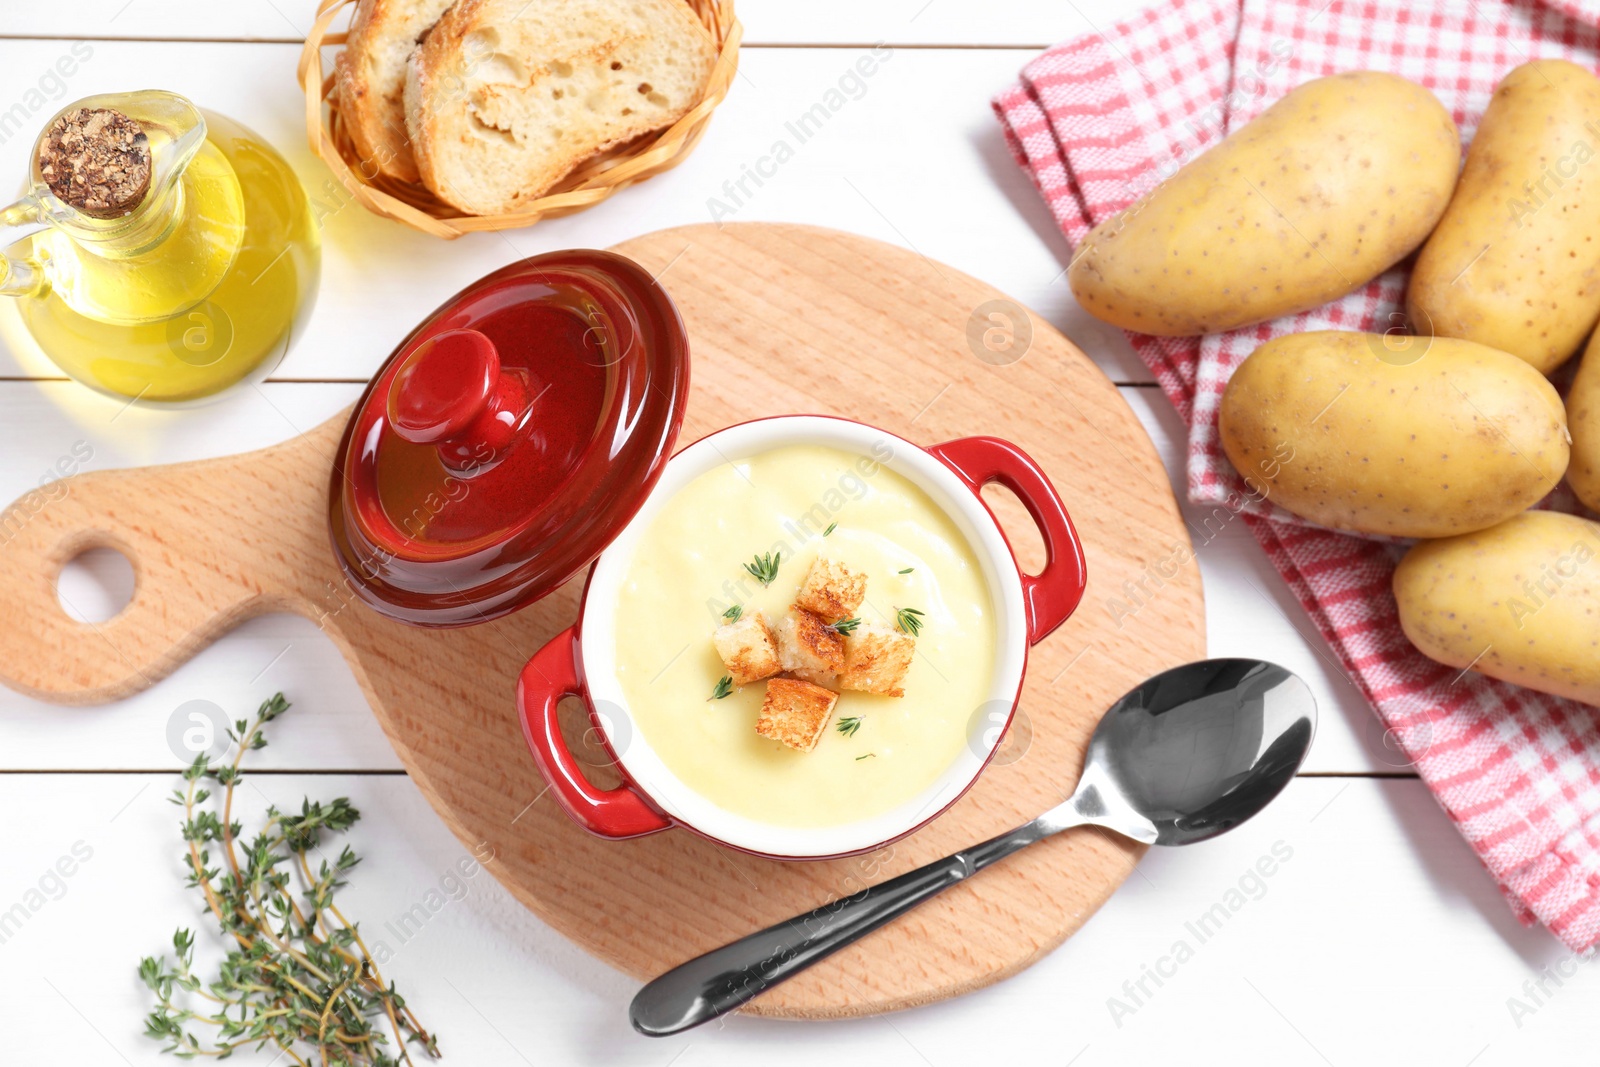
789, 667, 840, 689
775, 609, 846, 677
712, 612, 781, 685
840, 621, 915, 697
756, 677, 839, 752
794, 554, 867, 620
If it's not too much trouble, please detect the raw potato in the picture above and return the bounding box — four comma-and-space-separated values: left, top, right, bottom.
1407, 61, 1600, 375
1395, 511, 1600, 706
1219, 331, 1569, 538
1068, 72, 1460, 336
1570, 330, 1600, 511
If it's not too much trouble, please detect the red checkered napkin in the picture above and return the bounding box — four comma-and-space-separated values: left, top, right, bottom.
995, 0, 1600, 950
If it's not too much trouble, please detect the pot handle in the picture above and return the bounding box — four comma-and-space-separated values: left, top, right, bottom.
517, 626, 673, 839
927, 436, 1088, 644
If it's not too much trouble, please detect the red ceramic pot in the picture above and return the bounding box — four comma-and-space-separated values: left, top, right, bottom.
518, 415, 1088, 860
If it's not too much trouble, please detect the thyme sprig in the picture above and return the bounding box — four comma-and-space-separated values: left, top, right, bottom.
837, 716, 863, 737
830, 617, 862, 635
743, 551, 781, 586
711, 675, 735, 700
895, 607, 926, 637
139, 693, 440, 1066
722, 605, 743, 622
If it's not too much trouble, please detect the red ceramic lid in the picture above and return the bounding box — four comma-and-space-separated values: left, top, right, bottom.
329, 249, 691, 627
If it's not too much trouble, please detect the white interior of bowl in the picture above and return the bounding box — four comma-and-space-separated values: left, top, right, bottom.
580, 415, 1028, 858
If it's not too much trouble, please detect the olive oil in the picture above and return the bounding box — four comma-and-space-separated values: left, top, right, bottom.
4, 96, 318, 403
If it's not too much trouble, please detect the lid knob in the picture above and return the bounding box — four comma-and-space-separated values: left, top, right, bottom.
388, 328, 530, 470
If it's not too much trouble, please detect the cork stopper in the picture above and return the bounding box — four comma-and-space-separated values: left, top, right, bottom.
37, 107, 152, 219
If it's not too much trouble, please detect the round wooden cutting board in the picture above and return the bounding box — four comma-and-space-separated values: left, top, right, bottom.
0, 223, 1204, 1018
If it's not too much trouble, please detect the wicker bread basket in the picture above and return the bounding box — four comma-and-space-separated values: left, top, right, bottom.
296, 0, 740, 239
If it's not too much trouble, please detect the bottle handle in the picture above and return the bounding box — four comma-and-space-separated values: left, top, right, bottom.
0, 198, 49, 300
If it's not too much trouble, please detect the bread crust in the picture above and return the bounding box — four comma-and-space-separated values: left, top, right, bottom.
340, 0, 432, 181
337, 0, 455, 183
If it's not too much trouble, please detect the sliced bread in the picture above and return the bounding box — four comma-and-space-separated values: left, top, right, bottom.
335, 0, 456, 183
404, 0, 717, 215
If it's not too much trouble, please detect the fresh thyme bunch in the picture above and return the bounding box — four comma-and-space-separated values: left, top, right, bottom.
139, 693, 440, 1065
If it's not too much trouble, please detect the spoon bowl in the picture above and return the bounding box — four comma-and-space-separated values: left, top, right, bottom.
630, 657, 1316, 1036
1066, 658, 1315, 846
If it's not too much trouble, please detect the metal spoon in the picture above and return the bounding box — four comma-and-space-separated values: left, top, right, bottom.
630, 658, 1316, 1036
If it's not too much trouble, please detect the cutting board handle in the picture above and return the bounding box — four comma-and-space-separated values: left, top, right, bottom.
0, 414, 345, 704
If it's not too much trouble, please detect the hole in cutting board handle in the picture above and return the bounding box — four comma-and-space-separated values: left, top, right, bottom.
56, 546, 135, 623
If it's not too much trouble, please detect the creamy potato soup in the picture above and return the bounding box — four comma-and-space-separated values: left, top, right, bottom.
612, 444, 999, 828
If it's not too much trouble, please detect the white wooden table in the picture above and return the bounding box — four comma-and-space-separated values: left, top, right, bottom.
0, 3, 1590, 1063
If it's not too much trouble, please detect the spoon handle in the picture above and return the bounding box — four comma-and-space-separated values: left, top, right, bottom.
629, 817, 1060, 1036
